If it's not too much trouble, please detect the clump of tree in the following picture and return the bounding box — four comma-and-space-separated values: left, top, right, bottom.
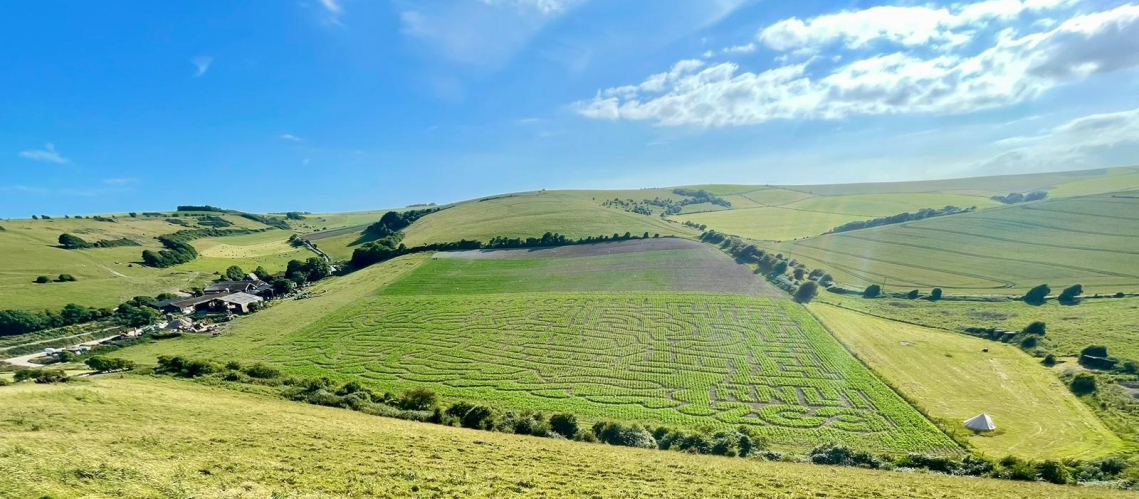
196, 215, 234, 228
177, 205, 227, 212
58, 233, 91, 249
286, 257, 332, 284
991, 191, 1047, 204
34, 275, 51, 284
237, 213, 290, 230
58, 233, 137, 249
223, 265, 247, 281
57, 274, 77, 282
285, 212, 307, 220
1058, 284, 1083, 304
1070, 373, 1097, 395
1078, 345, 1118, 370
85, 356, 135, 373
794, 281, 819, 303
363, 208, 442, 238
1023, 284, 1050, 305
863, 284, 882, 298
828, 206, 974, 234
930, 288, 943, 301
13, 368, 68, 384
1022, 321, 1046, 336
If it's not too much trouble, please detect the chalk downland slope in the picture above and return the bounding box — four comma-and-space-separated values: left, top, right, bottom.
3, 377, 1128, 499
811, 304, 1123, 460
400, 191, 695, 247
384, 238, 781, 296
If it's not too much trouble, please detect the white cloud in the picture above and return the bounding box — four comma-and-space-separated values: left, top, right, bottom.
722, 42, 756, 54
478, 0, 573, 16
974, 107, 1139, 173
191, 56, 212, 77
758, 0, 1076, 52
319, 0, 343, 14
574, 4, 1139, 127
280, 133, 303, 142
18, 143, 68, 164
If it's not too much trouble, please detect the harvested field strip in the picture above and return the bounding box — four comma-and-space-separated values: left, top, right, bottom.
811, 304, 1124, 459
251, 294, 959, 453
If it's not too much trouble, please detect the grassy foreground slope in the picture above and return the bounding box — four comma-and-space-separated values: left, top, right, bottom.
811, 304, 1123, 460
3, 377, 1125, 499
401, 191, 695, 247
763, 193, 1139, 294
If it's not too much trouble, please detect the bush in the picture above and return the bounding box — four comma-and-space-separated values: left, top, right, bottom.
460, 405, 498, 430
862, 284, 881, 298
1081, 345, 1109, 358
592, 422, 657, 449
1123, 360, 1139, 374
1023, 284, 1050, 304
57, 274, 77, 282
549, 413, 579, 438
1115, 292, 1126, 298
241, 363, 281, 379
14, 368, 68, 383
35, 276, 51, 284
808, 444, 881, 469
398, 387, 438, 411
793, 282, 819, 304
1070, 373, 1097, 395
906, 289, 920, 299
930, 288, 943, 300
1038, 460, 1072, 484
1042, 354, 1056, 367
1022, 321, 1046, 335
224, 265, 246, 281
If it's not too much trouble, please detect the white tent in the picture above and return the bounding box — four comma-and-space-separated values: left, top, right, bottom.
964, 413, 996, 431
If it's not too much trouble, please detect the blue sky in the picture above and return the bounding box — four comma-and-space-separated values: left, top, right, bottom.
3, 0, 1139, 217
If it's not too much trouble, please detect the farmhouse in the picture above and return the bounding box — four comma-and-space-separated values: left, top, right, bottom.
153, 295, 217, 315
205, 280, 261, 294
215, 292, 263, 314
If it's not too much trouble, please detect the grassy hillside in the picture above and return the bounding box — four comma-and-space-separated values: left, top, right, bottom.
775, 168, 1122, 197
811, 304, 1123, 460
121, 291, 958, 454
383, 238, 778, 296
763, 193, 1139, 294
3, 377, 1126, 499
818, 292, 1139, 363
401, 191, 695, 247
673, 207, 870, 241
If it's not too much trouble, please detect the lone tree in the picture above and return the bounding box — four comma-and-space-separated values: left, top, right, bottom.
1058, 284, 1083, 303
906, 289, 920, 299
863, 284, 882, 298
794, 281, 819, 304
930, 288, 943, 300
34, 276, 51, 284
1023, 284, 1051, 304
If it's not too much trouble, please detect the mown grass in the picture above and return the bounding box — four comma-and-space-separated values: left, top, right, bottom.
2, 377, 1127, 499
763, 193, 1139, 295
672, 206, 868, 241
382, 240, 775, 296
811, 303, 1124, 460
817, 292, 1139, 363
122, 292, 958, 454
401, 191, 695, 247
781, 192, 1001, 217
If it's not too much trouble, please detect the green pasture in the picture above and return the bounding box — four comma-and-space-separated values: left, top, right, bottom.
382, 239, 776, 297
762, 194, 1139, 294
818, 292, 1139, 363
811, 304, 1123, 460
2, 377, 1120, 499
672, 206, 867, 241
120, 291, 959, 454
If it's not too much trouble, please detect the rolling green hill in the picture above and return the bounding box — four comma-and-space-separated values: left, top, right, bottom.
2, 376, 1124, 499
761, 193, 1139, 295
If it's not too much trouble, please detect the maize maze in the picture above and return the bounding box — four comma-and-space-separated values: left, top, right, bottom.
266, 294, 958, 453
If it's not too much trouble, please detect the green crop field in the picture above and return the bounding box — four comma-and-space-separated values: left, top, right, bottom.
3, 377, 1121, 499
818, 292, 1139, 363
383, 238, 778, 296
150, 293, 958, 453
672, 206, 868, 241
401, 191, 695, 247
811, 304, 1123, 459
761, 193, 1139, 295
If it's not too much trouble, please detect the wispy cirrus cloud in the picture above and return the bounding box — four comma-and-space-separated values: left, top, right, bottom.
18, 143, 68, 163
191, 56, 213, 77
280, 133, 304, 142
574, 2, 1139, 127
974, 107, 1139, 174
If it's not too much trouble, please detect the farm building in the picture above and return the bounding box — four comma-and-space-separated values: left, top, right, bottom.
152, 295, 217, 315
216, 292, 263, 313
166, 318, 194, 331
205, 280, 262, 295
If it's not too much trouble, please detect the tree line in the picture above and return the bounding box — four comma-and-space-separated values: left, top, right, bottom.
351, 230, 661, 269
363, 208, 442, 238
991, 191, 1047, 204
57, 233, 140, 249
827, 206, 974, 234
